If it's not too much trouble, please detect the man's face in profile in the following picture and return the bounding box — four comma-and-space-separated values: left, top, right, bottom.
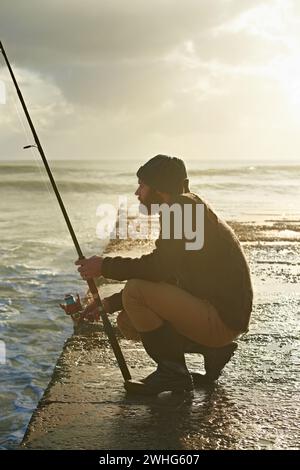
135, 179, 163, 214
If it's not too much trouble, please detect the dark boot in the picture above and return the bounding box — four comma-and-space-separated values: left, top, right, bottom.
124, 323, 193, 395
203, 342, 238, 381
184, 338, 238, 384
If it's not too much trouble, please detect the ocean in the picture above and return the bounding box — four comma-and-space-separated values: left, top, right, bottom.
0, 158, 299, 449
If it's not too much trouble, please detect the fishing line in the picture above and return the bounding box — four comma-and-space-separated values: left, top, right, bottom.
10, 82, 58, 205
1, 63, 49, 198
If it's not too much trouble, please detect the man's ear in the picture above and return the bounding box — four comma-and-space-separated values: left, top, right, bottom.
183, 178, 190, 192
155, 189, 170, 203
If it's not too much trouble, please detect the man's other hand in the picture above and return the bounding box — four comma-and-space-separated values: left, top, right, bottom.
80, 297, 111, 319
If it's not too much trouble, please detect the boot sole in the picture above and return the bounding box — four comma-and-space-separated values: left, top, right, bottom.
124, 379, 194, 396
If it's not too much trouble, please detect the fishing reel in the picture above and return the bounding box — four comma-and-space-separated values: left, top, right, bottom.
60, 294, 100, 323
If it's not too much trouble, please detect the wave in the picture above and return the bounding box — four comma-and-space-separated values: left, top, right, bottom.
1, 161, 299, 194
0, 164, 38, 174
0, 180, 134, 193
188, 164, 300, 177
1, 177, 298, 193
1, 161, 299, 177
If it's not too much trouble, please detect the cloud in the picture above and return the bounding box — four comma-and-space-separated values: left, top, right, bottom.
0, 1, 256, 61
216, 0, 293, 42
0, 79, 6, 104
0, 65, 75, 158
0, 0, 300, 160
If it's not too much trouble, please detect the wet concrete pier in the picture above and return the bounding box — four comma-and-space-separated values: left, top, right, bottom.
21, 223, 300, 449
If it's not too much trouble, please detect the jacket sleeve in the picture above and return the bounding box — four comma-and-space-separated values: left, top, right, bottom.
101, 194, 202, 282
101, 238, 184, 282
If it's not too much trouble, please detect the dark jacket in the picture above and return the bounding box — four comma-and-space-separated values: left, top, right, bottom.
102, 193, 253, 332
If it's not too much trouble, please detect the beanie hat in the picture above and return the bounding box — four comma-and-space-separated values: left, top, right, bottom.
136, 154, 187, 193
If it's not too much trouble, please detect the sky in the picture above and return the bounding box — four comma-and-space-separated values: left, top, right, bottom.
1, 0, 300, 161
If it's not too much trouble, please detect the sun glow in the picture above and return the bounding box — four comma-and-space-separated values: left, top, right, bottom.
273, 55, 300, 107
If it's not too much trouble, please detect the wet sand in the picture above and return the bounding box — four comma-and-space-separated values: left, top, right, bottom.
21, 220, 300, 449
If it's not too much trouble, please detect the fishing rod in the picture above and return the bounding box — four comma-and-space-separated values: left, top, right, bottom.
0, 40, 131, 381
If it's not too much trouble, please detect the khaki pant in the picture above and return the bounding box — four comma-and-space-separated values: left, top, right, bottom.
118, 279, 240, 348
